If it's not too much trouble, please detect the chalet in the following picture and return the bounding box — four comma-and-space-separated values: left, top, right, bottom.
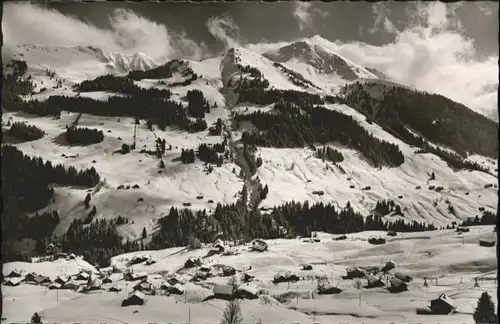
192, 271, 211, 281
233, 284, 259, 300
23, 273, 37, 283
456, 227, 470, 233
122, 290, 145, 307
212, 241, 225, 253
75, 272, 90, 281
164, 284, 184, 295
109, 285, 121, 292
251, 239, 268, 252
242, 273, 255, 283
479, 239, 495, 247
4, 277, 23, 286
62, 280, 79, 290
317, 284, 342, 295
368, 237, 386, 245
34, 275, 51, 285
302, 264, 313, 271
387, 230, 397, 237
55, 275, 70, 285
145, 259, 156, 265
166, 275, 183, 286
333, 235, 347, 241
222, 265, 236, 277
6, 269, 22, 278
184, 258, 201, 269
134, 281, 152, 292
366, 275, 385, 288
129, 255, 149, 266
273, 271, 299, 284
68, 253, 76, 260
54, 252, 67, 260
346, 266, 366, 279
102, 276, 113, 284
388, 278, 408, 293
430, 294, 456, 314
394, 272, 413, 283
87, 278, 102, 291
213, 284, 233, 300
48, 282, 62, 290
124, 271, 148, 282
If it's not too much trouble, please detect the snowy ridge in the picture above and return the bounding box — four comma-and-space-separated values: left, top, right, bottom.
103, 51, 160, 72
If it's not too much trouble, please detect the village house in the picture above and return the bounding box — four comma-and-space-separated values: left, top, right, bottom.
273, 271, 299, 284
34, 275, 52, 285
122, 290, 146, 307
301, 264, 313, 271
4, 277, 23, 286
75, 272, 90, 281
242, 273, 255, 283
366, 275, 385, 288
394, 272, 413, 283
124, 271, 148, 282
6, 269, 23, 278
212, 284, 234, 301
62, 280, 79, 290
86, 278, 102, 291
317, 284, 342, 295
109, 285, 121, 292
345, 266, 366, 279
251, 239, 268, 252
430, 294, 456, 314
48, 282, 62, 290
55, 275, 70, 285
233, 284, 259, 300
479, 239, 495, 247
388, 277, 408, 293
164, 284, 184, 295
166, 274, 183, 286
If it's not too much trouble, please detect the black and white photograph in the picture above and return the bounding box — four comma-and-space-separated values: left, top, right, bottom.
1, 1, 499, 323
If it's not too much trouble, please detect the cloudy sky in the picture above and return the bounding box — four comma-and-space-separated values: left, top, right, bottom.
3, 1, 499, 120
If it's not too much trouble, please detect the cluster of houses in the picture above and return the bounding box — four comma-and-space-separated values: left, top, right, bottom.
3, 268, 103, 292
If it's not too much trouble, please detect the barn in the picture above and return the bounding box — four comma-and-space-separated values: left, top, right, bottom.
394, 272, 413, 283
317, 284, 342, 295
234, 284, 259, 300
124, 271, 148, 282
479, 239, 495, 247
4, 277, 23, 286
430, 294, 456, 314
164, 284, 184, 295
213, 284, 233, 300
346, 266, 366, 279
6, 270, 22, 278
122, 290, 146, 307
366, 275, 385, 288
388, 278, 408, 293
251, 239, 268, 252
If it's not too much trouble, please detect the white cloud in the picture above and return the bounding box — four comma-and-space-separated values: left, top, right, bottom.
2, 2, 210, 62
205, 13, 242, 51
292, 1, 328, 31
335, 3, 498, 121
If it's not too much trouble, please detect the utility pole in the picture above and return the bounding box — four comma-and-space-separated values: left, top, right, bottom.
188, 305, 191, 324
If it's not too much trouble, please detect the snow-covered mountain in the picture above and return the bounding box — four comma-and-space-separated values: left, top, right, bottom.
2, 35, 498, 324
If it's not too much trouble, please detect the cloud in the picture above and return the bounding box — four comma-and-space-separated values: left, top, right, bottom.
370, 3, 399, 35
205, 13, 242, 51
292, 1, 327, 31
2, 2, 210, 62
324, 2, 498, 120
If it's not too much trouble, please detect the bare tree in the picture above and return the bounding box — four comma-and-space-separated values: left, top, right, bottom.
220, 300, 243, 324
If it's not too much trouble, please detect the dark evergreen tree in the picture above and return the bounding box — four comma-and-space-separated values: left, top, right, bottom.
473, 292, 497, 324
31, 312, 42, 324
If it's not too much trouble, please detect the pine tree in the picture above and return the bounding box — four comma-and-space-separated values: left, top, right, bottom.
31, 312, 42, 324
473, 292, 496, 324
84, 193, 91, 209
142, 227, 147, 239
220, 300, 243, 324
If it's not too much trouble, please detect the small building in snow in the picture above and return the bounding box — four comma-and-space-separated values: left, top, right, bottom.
345, 266, 366, 279
86, 278, 102, 291
55, 275, 70, 285
430, 293, 456, 314
388, 278, 408, 293
317, 284, 342, 295
124, 271, 148, 282
242, 273, 255, 283
184, 258, 201, 269
4, 277, 23, 286
213, 284, 233, 300
34, 275, 51, 285
6, 270, 23, 278
394, 272, 412, 283
75, 272, 90, 281
366, 275, 385, 288
166, 275, 183, 286
251, 239, 268, 252
233, 284, 259, 300
109, 285, 121, 292
48, 282, 62, 290
122, 290, 145, 307
62, 280, 79, 290
479, 239, 495, 247
301, 264, 313, 271
164, 284, 184, 295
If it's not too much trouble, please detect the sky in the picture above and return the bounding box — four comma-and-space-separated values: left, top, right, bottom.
2, 1, 499, 120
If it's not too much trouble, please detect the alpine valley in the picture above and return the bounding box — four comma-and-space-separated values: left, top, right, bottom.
2, 35, 498, 324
